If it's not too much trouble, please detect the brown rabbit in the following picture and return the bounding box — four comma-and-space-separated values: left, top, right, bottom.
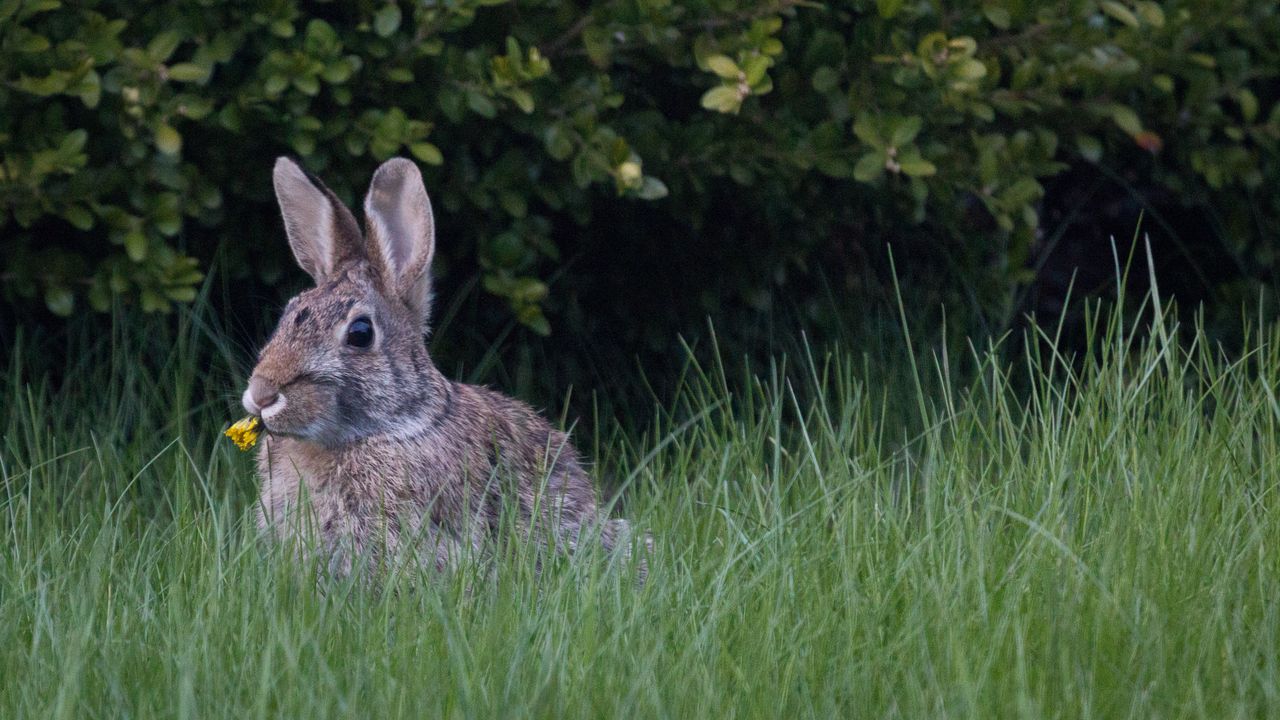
242, 156, 643, 579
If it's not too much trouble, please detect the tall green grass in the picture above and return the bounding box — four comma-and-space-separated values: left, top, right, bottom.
1, 289, 1277, 718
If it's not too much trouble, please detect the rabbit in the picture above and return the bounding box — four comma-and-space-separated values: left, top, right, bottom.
241, 156, 646, 580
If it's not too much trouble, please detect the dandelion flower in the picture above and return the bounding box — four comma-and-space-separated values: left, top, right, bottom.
225, 415, 262, 451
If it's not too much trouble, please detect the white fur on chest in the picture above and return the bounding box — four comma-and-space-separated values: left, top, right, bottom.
252, 436, 474, 575
254, 437, 348, 536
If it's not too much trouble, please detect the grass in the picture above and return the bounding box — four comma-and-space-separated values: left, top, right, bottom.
1, 289, 1278, 719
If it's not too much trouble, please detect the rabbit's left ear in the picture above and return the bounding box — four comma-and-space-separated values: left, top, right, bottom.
363, 158, 436, 324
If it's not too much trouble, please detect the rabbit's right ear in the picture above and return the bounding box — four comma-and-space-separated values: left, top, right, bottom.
272, 157, 363, 284
363, 158, 436, 325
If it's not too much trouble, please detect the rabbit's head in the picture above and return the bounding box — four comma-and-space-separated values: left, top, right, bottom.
242, 157, 443, 446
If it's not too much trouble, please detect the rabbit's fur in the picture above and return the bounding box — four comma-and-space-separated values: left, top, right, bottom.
242, 157, 643, 579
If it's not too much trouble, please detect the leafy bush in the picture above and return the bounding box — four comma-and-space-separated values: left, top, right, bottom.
2, 0, 1277, 331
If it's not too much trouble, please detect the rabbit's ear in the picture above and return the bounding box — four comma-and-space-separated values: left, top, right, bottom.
363, 158, 435, 323
273, 157, 363, 284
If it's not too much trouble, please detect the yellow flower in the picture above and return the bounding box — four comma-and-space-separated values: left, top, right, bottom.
225, 415, 262, 451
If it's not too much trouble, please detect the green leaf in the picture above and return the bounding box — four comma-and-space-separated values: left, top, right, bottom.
124, 229, 148, 261
289, 131, 315, 157
141, 289, 170, 313
384, 67, 414, 83
852, 118, 884, 149
373, 4, 402, 38
1189, 53, 1216, 68
370, 136, 398, 160
1237, 89, 1259, 124
155, 124, 182, 156
1076, 134, 1102, 162
954, 59, 987, 82
45, 285, 74, 317
410, 142, 443, 165
164, 286, 198, 302
499, 192, 527, 218
876, 0, 903, 18
853, 152, 885, 182
88, 279, 111, 313
1134, 1, 1164, 26
217, 103, 243, 131
16, 32, 50, 53
508, 88, 535, 114
1108, 104, 1143, 136
815, 157, 852, 178
983, 5, 1011, 29
63, 205, 94, 230
1100, 1, 1140, 28
811, 66, 840, 93
152, 193, 182, 236
636, 176, 669, 200
743, 56, 771, 87
581, 25, 611, 67
148, 31, 182, 61
322, 59, 356, 84
706, 55, 740, 80
263, 75, 288, 95
466, 92, 497, 118
607, 138, 630, 167
543, 125, 574, 161
293, 75, 320, 95
168, 63, 209, 83
74, 70, 101, 108
15, 72, 67, 96
487, 233, 524, 268
518, 307, 551, 336
700, 86, 742, 114
304, 19, 338, 53
890, 116, 923, 147
898, 156, 937, 177
1002, 177, 1043, 206
511, 278, 549, 304
60, 129, 88, 155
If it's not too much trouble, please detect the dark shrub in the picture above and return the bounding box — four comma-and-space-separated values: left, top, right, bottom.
2, 0, 1277, 339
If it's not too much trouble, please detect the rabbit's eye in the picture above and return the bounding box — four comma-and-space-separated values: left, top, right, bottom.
346, 316, 374, 348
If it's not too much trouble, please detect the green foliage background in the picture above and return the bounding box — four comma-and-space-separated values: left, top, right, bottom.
2, 0, 1278, 337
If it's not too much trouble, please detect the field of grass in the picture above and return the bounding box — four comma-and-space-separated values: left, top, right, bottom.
2, 290, 1278, 718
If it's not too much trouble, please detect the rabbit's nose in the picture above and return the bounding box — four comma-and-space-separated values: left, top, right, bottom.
244, 376, 282, 415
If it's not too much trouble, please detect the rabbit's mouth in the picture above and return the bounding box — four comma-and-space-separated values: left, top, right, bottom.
259, 394, 288, 421
259, 412, 331, 443
257, 395, 307, 433
258, 385, 351, 444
